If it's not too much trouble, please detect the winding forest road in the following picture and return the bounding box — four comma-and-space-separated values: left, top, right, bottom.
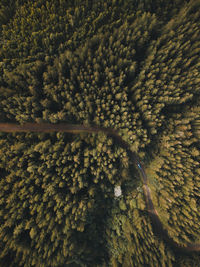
0, 122, 200, 253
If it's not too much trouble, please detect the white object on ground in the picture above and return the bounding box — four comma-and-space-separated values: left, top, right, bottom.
114, 185, 122, 197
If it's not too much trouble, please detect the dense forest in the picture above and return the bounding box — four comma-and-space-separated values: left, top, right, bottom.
0, 0, 200, 266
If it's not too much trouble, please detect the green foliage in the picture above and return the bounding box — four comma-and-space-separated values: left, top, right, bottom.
0, 0, 200, 266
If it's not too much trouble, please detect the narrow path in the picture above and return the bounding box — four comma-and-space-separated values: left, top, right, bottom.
0, 122, 199, 253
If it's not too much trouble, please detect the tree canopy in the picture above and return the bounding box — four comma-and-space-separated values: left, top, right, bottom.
0, 0, 200, 266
